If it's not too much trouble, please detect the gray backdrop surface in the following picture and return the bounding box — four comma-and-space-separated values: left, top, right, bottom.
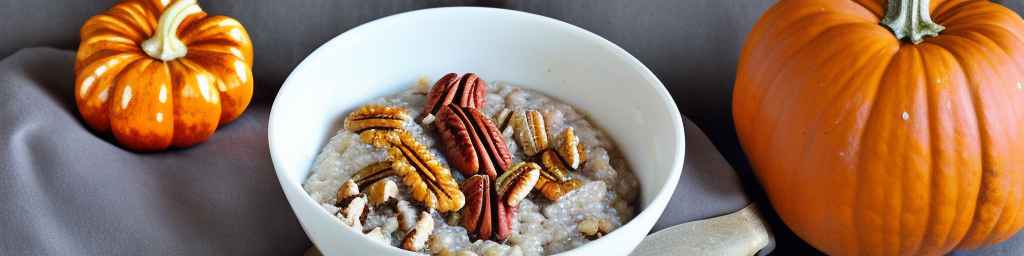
1, 0, 1023, 255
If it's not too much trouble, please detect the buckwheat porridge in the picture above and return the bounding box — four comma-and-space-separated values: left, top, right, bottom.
303, 73, 639, 256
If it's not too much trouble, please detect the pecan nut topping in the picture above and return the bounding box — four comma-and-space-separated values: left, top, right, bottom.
577, 217, 612, 240
401, 211, 434, 252
539, 149, 571, 182
557, 127, 585, 170
418, 73, 487, 123
493, 108, 514, 133
461, 174, 516, 241
367, 179, 399, 206
512, 110, 549, 157
360, 129, 465, 212
350, 161, 395, 188
436, 105, 512, 178
531, 126, 587, 201
535, 175, 582, 201
336, 179, 360, 203
344, 105, 408, 133
496, 162, 540, 206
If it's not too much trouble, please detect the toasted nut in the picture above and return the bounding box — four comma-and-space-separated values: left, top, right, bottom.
598, 219, 613, 234
539, 150, 571, 182
365, 227, 388, 245
362, 129, 464, 213
345, 105, 408, 133
535, 176, 582, 201
336, 180, 360, 203
351, 161, 396, 188
461, 174, 516, 241
419, 73, 488, 123
341, 195, 368, 231
359, 129, 400, 148
579, 218, 612, 239
496, 162, 541, 206
402, 211, 435, 252
388, 130, 465, 212
367, 179, 399, 206
493, 108, 514, 133
436, 105, 513, 177
557, 127, 582, 170
512, 110, 549, 156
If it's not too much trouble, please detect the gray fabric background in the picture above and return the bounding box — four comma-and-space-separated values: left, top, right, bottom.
1, 0, 1022, 255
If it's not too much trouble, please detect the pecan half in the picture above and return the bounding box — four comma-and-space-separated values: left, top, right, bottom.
358, 129, 464, 212
539, 150, 571, 182
436, 105, 512, 178
557, 127, 585, 170
388, 130, 465, 212
496, 162, 540, 206
461, 174, 516, 241
419, 73, 487, 122
401, 211, 434, 252
351, 161, 395, 188
535, 175, 582, 201
344, 105, 408, 133
493, 108, 514, 133
511, 110, 549, 157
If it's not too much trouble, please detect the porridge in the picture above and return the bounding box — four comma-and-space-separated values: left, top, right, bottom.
303, 73, 639, 255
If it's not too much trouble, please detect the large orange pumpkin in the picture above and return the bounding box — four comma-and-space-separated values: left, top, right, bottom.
734, 0, 1024, 254
75, 0, 253, 151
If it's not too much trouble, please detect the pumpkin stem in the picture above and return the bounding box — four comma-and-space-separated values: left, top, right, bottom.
881, 0, 944, 44
141, 0, 201, 61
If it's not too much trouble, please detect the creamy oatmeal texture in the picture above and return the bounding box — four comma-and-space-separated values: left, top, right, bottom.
304, 77, 639, 255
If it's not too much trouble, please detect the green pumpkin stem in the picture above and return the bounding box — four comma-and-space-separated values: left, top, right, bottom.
881, 0, 945, 44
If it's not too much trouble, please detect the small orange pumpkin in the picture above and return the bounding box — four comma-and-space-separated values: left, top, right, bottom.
75, 0, 253, 151
734, 0, 1024, 254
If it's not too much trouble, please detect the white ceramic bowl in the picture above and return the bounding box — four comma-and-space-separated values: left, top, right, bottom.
269, 7, 685, 256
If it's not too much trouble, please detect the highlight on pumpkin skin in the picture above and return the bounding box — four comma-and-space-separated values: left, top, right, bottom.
74, 0, 253, 151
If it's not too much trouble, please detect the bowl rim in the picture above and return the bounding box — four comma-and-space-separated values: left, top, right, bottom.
268, 6, 686, 255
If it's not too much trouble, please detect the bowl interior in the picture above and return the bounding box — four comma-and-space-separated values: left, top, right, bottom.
269, 7, 685, 255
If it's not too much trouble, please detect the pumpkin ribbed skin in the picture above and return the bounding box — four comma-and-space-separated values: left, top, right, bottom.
734, 0, 1024, 255
75, 0, 253, 151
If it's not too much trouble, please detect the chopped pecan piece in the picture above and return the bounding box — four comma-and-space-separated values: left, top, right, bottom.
402, 211, 434, 252
367, 179, 398, 206
511, 110, 549, 157
496, 162, 540, 206
351, 161, 395, 188
419, 73, 487, 122
336, 180, 360, 203
344, 105, 408, 132
436, 105, 512, 178
535, 175, 582, 201
340, 195, 368, 231
578, 217, 612, 239
461, 174, 515, 241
